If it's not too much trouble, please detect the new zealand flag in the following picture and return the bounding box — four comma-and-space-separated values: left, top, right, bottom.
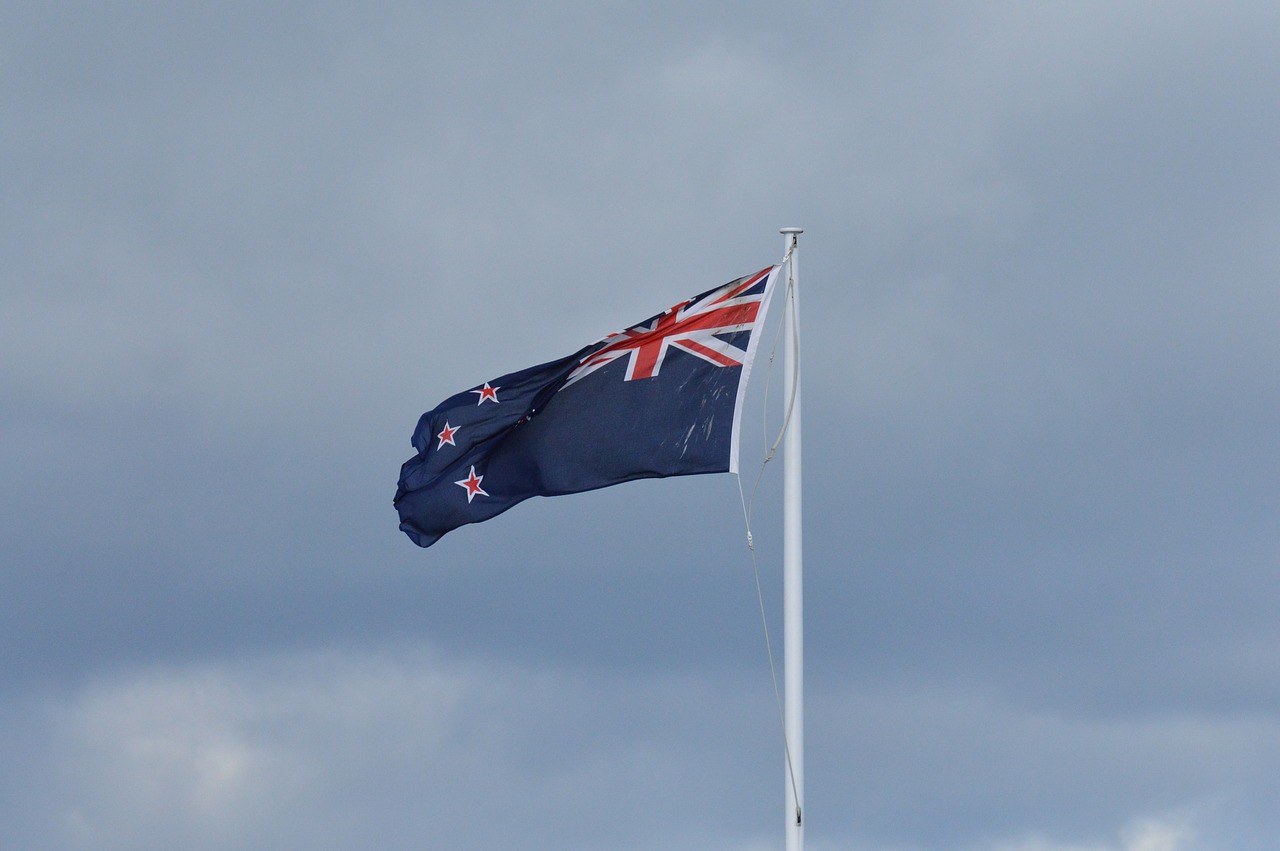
395, 265, 780, 548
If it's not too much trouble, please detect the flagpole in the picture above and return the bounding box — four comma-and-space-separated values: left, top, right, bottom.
780, 227, 804, 851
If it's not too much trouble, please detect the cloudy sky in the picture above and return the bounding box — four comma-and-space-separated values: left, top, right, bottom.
4, 2, 1278, 849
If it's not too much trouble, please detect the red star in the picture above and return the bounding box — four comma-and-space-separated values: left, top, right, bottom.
471, 382, 499, 405
455, 466, 488, 502
436, 421, 459, 449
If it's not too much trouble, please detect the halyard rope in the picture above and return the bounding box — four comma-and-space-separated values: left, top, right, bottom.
734, 241, 801, 818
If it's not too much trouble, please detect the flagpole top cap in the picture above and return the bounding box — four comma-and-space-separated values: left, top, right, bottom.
780, 227, 804, 234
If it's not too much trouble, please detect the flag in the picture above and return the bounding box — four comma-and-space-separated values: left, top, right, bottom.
394, 265, 781, 548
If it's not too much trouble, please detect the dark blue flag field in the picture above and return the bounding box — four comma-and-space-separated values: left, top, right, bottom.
395, 266, 781, 548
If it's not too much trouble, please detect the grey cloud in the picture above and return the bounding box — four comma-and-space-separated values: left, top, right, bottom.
3, 1, 1279, 848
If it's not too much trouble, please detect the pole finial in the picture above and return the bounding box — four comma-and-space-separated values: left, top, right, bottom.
780, 227, 803, 235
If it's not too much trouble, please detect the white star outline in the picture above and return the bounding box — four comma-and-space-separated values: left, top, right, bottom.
436, 421, 459, 450
470, 382, 500, 405
455, 466, 488, 502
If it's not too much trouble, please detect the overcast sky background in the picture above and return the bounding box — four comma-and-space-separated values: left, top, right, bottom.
4, 2, 1279, 849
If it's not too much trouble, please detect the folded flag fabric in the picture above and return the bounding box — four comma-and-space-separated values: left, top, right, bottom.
395, 265, 781, 548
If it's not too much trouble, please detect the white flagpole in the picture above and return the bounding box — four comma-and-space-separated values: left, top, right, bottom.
780, 227, 804, 851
